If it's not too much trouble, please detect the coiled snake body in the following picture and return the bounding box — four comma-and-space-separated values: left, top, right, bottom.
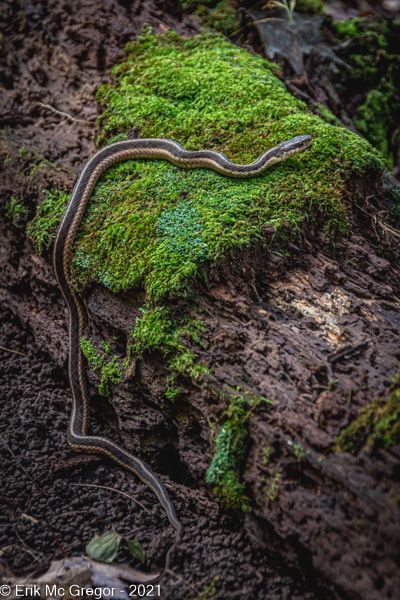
53, 134, 312, 573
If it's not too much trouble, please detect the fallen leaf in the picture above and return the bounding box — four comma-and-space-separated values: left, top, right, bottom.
125, 537, 145, 563
86, 531, 121, 563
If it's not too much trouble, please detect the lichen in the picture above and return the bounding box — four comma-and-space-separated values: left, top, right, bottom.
80, 337, 124, 397
27, 189, 69, 254
336, 372, 400, 453
70, 30, 382, 302
205, 390, 271, 510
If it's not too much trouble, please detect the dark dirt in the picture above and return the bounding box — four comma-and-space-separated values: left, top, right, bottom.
0, 307, 315, 598
1, 1, 400, 599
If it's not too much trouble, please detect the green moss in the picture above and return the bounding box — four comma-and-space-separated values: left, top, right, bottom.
336, 373, 400, 453
130, 305, 207, 400
292, 441, 305, 461
296, 0, 324, 14
264, 471, 281, 502
332, 18, 399, 167
27, 189, 69, 254
387, 185, 400, 221
333, 18, 366, 39
29, 32, 385, 411
314, 102, 343, 127
181, 1, 239, 35
69, 31, 382, 302
80, 337, 123, 397
194, 577, 218, 600
354, 75, 399, 167
333, 17, 388, 45
261, 445, 273, 466
205, 391, 271, 510
5, 196, 26, 223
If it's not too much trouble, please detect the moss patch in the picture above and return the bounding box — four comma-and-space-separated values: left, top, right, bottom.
5, 196, 26, 224
332, 18, 400, 167
181, 1, 239, 36
27, 189, 69, 254
70, 30, 382, 302
206, 390, 271, 510
296, 0, 324, 14
80, 338, 124, 397
130, 306, 207, 400
336, 373, 400, 453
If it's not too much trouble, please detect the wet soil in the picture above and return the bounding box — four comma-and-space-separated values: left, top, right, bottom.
0, 307, 315, 598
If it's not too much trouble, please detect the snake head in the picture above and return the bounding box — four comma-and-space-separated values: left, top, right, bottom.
278, 134, 312, 156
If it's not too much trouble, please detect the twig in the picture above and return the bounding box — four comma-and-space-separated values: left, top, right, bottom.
14, 530, 43, 563
327, 340, 369, 365
0, 344, 27, 357
35, 102, 94, 125
71, 482, 149, 513
20, 513, 39, 524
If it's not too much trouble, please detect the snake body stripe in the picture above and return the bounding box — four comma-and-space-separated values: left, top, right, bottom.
52, 134, 312, 574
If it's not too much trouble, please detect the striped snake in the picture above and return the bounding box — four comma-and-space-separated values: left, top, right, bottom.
52, 134, 312, 576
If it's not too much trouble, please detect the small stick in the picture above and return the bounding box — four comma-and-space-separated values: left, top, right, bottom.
71, 482, 149, 513
0, 344, 27, 357
14, 530, 43, 563
35, 102, 93, 125
328, 340, 368, 364
20, 513, 39, 524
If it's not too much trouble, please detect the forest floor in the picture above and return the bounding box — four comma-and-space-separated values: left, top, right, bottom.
0, 307, 316, 598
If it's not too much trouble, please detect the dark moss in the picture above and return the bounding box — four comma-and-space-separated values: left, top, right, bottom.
296, 0, 324, 14
336, 373, 400, 453
332, 18, 400, 167
4, 196, 26, 224
181, 0, 239, 36
354, 72, 399, 167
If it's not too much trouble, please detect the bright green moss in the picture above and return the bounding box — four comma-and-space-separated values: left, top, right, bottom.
130, 306, 207, 399
27, 189, 69, 254
333, 18, 366, 39
206, 391, 271, 510
333, 17, 388, 45
336, 373, 400, 453
80, 337, 123, 397
70, 30, 382, 301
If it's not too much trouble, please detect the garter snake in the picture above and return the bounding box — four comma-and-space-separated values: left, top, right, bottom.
52, 134, 312, 575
